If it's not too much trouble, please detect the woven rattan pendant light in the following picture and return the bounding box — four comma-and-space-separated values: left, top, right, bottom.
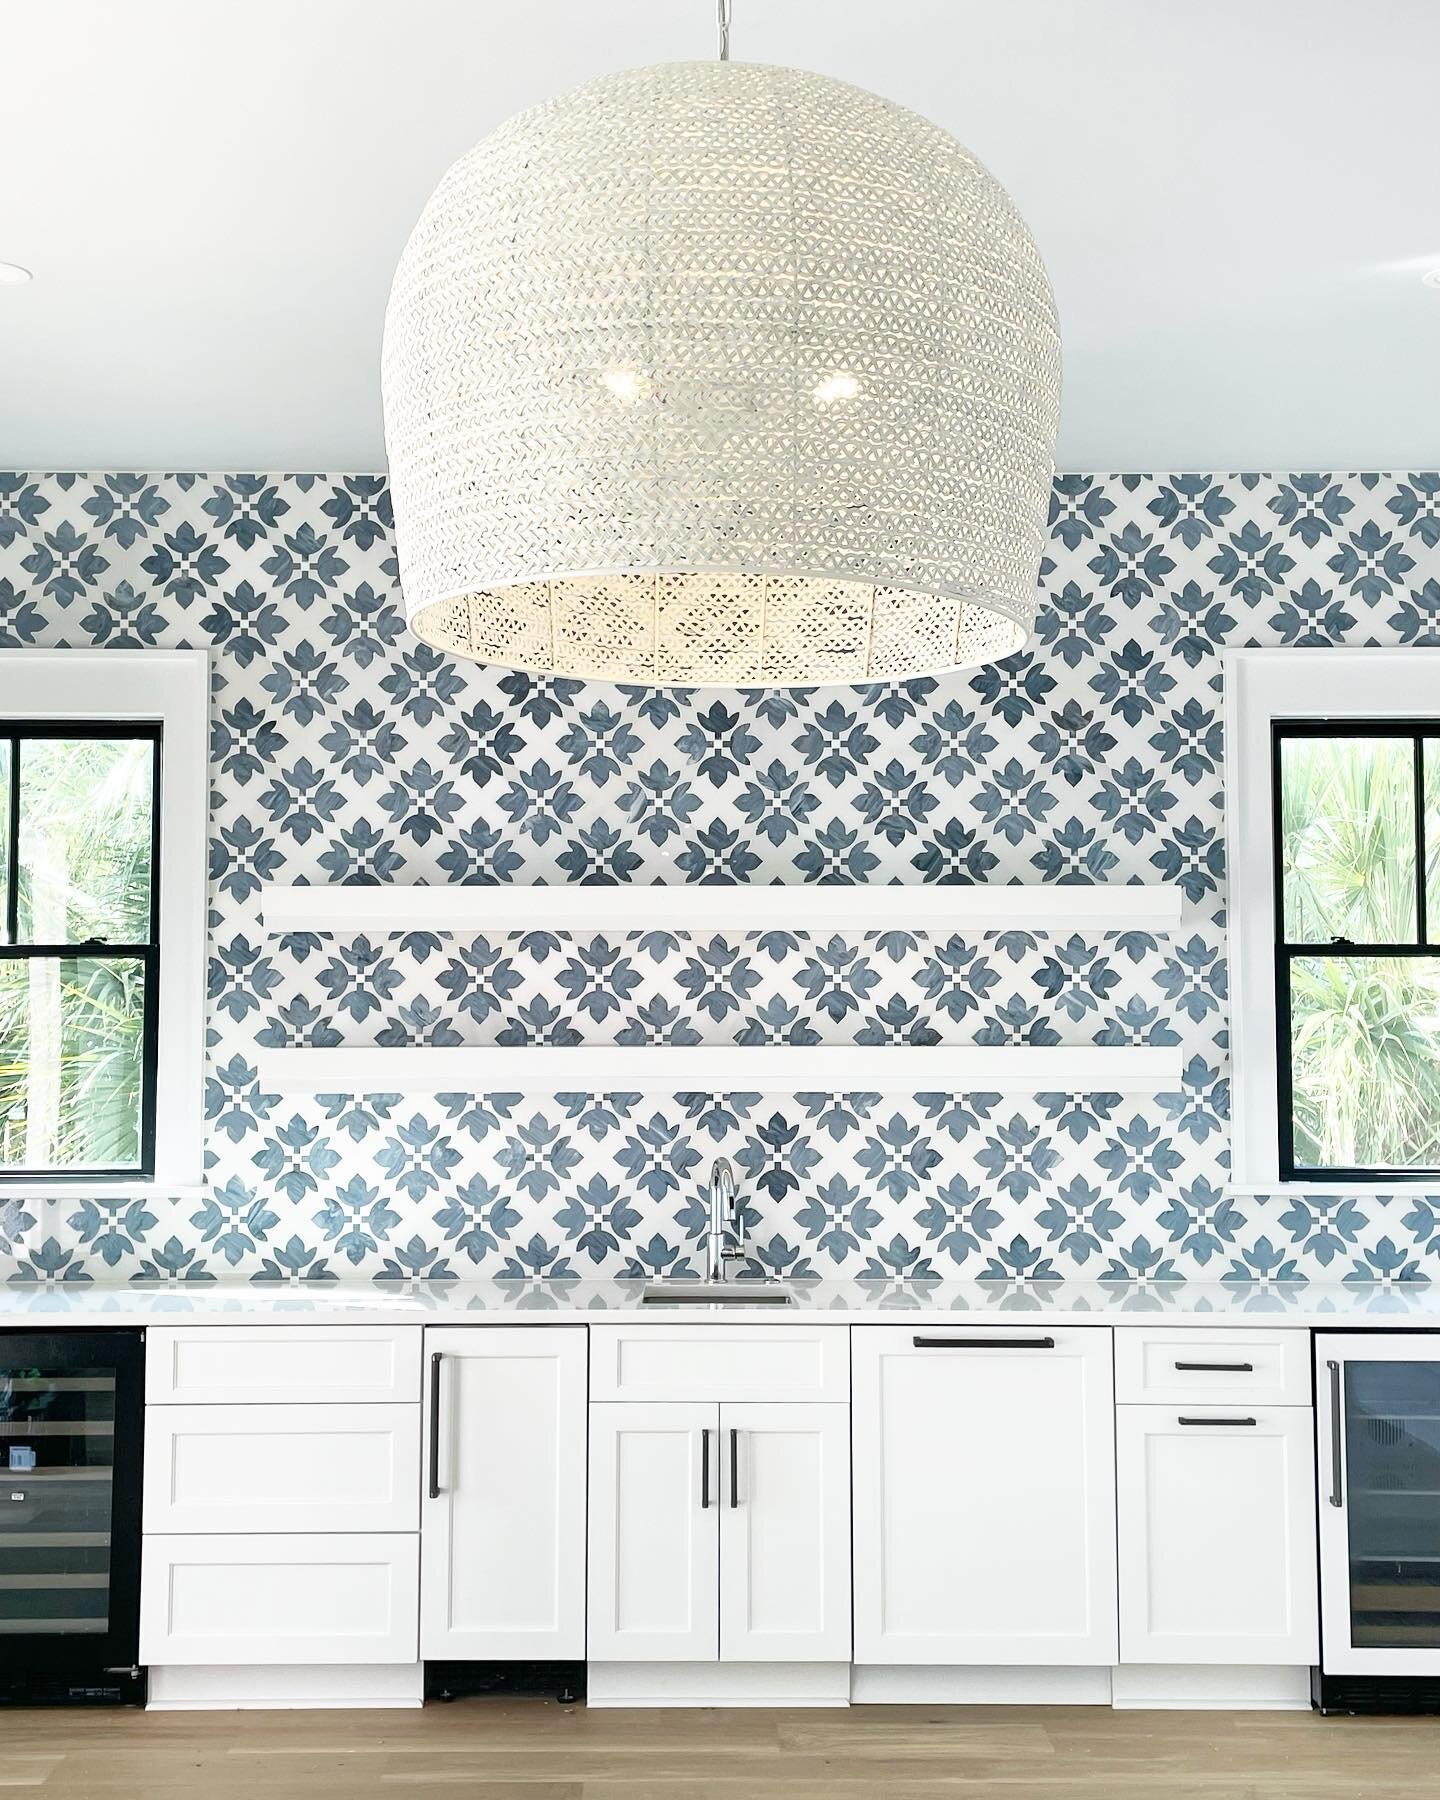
383, 5, 1061, 686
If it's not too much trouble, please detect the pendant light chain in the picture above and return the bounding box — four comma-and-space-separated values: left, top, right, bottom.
717, 0, 732, 61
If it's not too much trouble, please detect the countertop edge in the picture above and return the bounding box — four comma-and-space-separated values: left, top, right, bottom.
0, 1279, 1437, 1328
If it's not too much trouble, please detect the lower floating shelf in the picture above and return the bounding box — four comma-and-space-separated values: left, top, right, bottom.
258, 1044, 1182, 1096
258, 882, 1185, 936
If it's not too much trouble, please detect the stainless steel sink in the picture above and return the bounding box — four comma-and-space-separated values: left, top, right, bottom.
640, 1282, 794, 1306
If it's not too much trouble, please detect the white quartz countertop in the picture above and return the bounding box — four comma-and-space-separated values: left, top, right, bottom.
2, 1278, 1440, 1329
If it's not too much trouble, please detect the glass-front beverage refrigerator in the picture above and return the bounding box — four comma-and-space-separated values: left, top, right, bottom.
1316, 1333, 1440, 1711
0, 1330, 143, 1704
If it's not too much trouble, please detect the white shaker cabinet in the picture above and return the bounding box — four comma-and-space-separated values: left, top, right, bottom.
852, 1324, 1117, 1666
587, 1402, 720, 1661
421, 1326, 587, 1661
140, 1534, 419, 1667
145, 1402, 420, 1534
141, 1324, 424, 1681
719, 1403, 851, 1663
1116, 1406, 1318, 1665
587, 1399, 851, 1663
146, 1325, 420, 1406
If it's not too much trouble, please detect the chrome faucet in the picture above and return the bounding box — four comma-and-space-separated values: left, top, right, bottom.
704, 1156, 744, 1282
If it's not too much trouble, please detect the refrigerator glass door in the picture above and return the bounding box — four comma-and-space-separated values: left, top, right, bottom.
0, 1331, 142, 1674
1345, 1359, 1440, 1651
1319, 1334, 1440, 1674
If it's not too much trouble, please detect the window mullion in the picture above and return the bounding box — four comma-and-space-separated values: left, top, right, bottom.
1417, 734, 1429, 949
5, 733, 18, 949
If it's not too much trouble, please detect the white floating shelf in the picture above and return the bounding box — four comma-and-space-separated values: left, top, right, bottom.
259, 883, 1183, 936
258, 1045, 1182, 1097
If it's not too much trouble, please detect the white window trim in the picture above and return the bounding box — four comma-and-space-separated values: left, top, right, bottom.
0, 649, 208, 1193
1225, 647, 1440, 1196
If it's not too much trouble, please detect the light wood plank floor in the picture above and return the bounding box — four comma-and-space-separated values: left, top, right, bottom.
4, 1698, 1440, 1799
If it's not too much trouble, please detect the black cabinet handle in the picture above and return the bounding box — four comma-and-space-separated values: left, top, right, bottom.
701, 1428, 713, 1509
1328, 1360, 1344, 1509
428, 1351, 443, 1500
1174, 1360, 1254, 1373
912, 1335, 1056, 1350
730, 1427, 740, 1508
1178, 1416, 1257, 1427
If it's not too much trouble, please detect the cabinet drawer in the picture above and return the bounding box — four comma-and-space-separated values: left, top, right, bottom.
139, 1533, 419, 1666
146, 1327, 421, 1405
144, 1404, 420, 1534
1114, 1329, 1310, 1406
589, 1325, 848, 1403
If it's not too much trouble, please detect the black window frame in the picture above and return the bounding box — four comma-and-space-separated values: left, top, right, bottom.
1272, 717, 1437, 1184
0, 721, 162, 1182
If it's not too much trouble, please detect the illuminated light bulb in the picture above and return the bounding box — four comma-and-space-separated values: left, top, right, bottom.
603, 368, 645, 401
813, 372, 860, 405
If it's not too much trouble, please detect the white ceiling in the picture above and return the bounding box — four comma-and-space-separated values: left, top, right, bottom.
4, 0, 1439, 473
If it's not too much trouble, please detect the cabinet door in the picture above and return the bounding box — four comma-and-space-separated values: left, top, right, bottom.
1117, 1406, 1318, 1665
719, 1403, 850, 1662
587, 1402, 719, 1661
421, 1326, 586, 1660
852, 1325, 1117, 1665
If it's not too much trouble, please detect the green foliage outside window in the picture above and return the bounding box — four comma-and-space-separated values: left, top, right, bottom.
0, 735, 154, 1174
1280, 732, 1440, 1174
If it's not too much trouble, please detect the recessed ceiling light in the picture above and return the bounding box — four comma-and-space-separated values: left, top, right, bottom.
0, 261, 31, 286
1423, 267, 1440, 290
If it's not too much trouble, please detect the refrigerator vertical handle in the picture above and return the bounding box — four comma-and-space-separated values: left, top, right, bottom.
1327, 1359, 1343, 1509
428, 1351, 444, 1500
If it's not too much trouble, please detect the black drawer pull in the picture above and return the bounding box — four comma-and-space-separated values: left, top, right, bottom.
1178, 1416, 1257, 1427
428, 1352, 444, 1499
1174, 1360, 1254, 1373
912, 1335, 1056, 1350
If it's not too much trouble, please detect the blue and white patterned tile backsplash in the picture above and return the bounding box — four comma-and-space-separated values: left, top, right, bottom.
3, 469, 1440, 1285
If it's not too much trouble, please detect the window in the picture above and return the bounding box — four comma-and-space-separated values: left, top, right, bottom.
1226, 650, 1440, 1193
1275, 725, 1440, 1180
0, 652, 207, 1190
0, 725, 160, 1176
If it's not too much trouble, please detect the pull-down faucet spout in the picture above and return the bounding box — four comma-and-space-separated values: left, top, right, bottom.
704, 1157, 742, 1282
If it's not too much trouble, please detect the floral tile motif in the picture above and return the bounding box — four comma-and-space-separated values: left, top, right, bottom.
1, 469, 1438, 1285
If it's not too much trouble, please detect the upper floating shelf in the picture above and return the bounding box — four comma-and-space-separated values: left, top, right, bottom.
259, 884, 1184, 936
258, 1044, 1182, 1097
